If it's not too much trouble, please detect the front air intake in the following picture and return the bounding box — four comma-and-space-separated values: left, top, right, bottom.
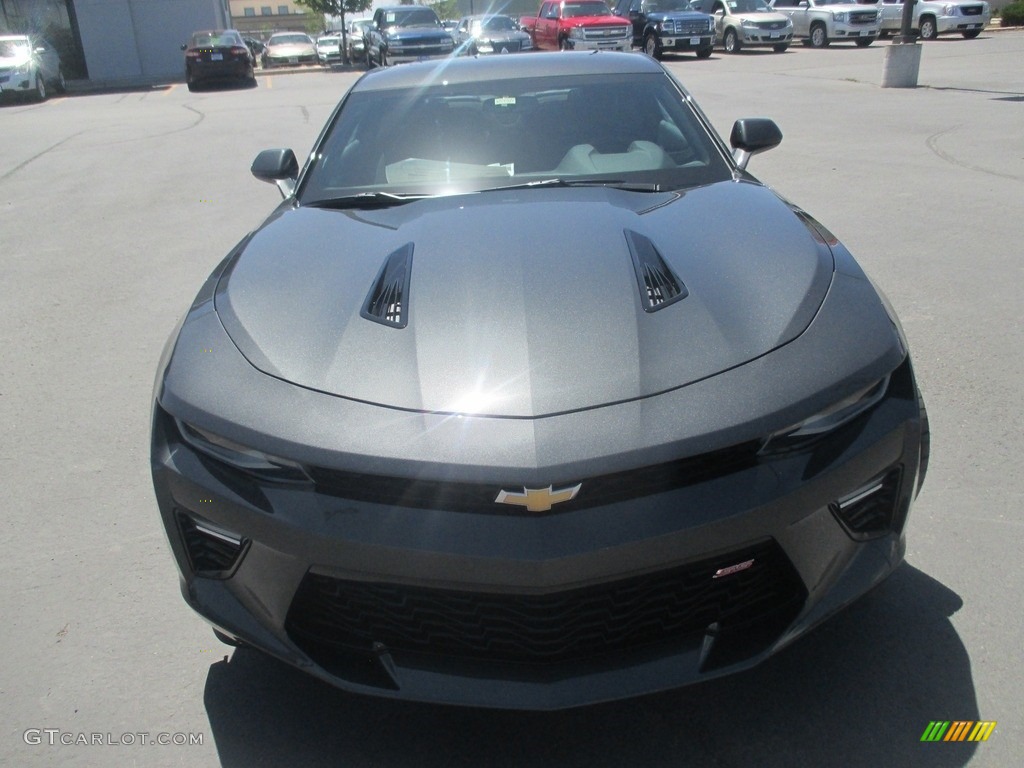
361, 243, 413, 328
175, 511, 249, 577
624, 230, 688, 312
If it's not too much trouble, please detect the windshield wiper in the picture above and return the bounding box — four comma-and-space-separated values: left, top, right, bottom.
477, 178, 662, 193
303, 192, 431, 210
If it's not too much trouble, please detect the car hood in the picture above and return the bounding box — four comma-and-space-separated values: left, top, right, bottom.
384, 28, 453, 39
215, 182, 833, 418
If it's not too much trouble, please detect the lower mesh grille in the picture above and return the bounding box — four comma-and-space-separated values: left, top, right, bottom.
286, 540, 806, 670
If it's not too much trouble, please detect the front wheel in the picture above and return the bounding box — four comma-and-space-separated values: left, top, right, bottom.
773, 43, 789, 53
809, 23, 829, 48
559, 37, 571, 51
643, 33, 661, 59
33, 72, 47, 101
696, 46, 713, 59
854, 37, 873, 47
380, 48, 390, 67
919, 16, 937, 40
962, 29, 981, 39
723, 28, 740, 54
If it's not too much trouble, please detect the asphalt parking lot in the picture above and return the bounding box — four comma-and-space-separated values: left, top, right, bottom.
2, 33, 1022, 767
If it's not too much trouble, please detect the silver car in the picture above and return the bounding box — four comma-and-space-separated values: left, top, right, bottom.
261, 32, 318, 68
0, 35, 65, 102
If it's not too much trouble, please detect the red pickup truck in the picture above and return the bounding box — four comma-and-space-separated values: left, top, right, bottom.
520, 0, 633, 51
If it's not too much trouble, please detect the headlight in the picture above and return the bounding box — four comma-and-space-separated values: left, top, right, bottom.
833, 11, 848, 22
760, 376, 890, 453
942, 4, 956, 14
15, 62, 31, 75
658, 20, 671, 32
478, 40, 494, 52
708, 19, 716, 32
570, 26, 586, 40
741, 19, 758, 29
176, 418, 309, 481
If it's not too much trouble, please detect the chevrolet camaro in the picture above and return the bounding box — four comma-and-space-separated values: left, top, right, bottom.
151, 52, 929, 710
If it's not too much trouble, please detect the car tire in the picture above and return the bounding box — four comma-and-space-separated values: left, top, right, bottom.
696, 46, 713, 59
773, 43, 789, 53
878, 29, 891, 39
559, 37, 571, 51
919, 16, 937, 40
854, 37, 873, 47
809, 22, 829, 48
33, 72, 46, 102
380, 48, 389, 67
643, 33, 661, 59
723, 28, 740, 53
962, 29, 981, 39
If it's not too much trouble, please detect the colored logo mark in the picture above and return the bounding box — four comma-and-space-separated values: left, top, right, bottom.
921, 721, 997, 742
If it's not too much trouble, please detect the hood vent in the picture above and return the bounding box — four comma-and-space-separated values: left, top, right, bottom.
361, 243, 413, 328
624, 230, 688, 313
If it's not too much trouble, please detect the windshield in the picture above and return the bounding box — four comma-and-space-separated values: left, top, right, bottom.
299, 72, 730, 205
564, 2, 613, 17
383, 9, 441, 27
478, 16, 518, 31
647, 0, 697, 11
269, 34, 313, 45
191, 32, 244, 47
727, 0, 774, 12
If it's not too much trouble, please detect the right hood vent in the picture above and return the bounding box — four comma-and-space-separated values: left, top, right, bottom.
624, 229, 688, 313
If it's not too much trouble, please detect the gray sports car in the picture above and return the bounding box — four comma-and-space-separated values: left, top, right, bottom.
151, 52, 928, 710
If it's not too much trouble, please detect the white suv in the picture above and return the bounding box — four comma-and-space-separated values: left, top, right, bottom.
871, 0, 990, 40
773, 0, 881, 47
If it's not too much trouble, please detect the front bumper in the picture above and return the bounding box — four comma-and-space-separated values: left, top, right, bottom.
832, 22, 880, 39
152, 276, 925, 709
0, 66, 36, 94
564, 38, 631, 51
738, 28, 794, 45
659, 34, 715, 50
937, 12, 990, 34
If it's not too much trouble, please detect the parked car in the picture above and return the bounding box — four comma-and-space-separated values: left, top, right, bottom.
244, 37, 266, 60
613, 0, 716, 59
521, 0, 633, 51
365, 5, 456, 67
454, 14, 534, 54
0, 34, 65, 102
345, 19, 373, 63
772, 0, 880, 47
691, 0, 794, 52
316, 34, 342, 65
181, 29, 255, 91
868, 0, 990, 39
153, 51, 929, 710
261, 32, 318, 68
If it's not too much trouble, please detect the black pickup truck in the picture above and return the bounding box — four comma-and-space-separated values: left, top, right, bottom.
613, 0, 716, 58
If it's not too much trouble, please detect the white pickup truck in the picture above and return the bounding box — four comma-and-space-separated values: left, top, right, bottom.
869, 0, 990, 40
771, 0, 881, 47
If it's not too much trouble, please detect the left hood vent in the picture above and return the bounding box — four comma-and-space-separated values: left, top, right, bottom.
625, 229, 688, 313
361, 243, 414, 328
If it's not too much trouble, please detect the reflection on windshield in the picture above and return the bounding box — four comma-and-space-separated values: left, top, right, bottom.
563, 2, 613, 17
728, 0, 773, 12
299, 72, 730, 205
0, 40, 31, 57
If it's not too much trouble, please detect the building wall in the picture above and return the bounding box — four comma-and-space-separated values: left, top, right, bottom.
73, 0, 229, 82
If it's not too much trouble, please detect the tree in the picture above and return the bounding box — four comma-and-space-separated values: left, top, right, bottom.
295, 0, 375, 64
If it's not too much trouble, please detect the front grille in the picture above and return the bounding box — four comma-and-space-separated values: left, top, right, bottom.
668, 20, 711, 35
756, 20, 789, 30
582, 26, 630, 40
850, 11, 878, 24
961, 5, 983, 15
307, 439, 762, 515
286, 539, 806, 670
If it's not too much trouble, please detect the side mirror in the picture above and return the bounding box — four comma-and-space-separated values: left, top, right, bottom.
251, 148, 299, 198
729, 118, 782, 171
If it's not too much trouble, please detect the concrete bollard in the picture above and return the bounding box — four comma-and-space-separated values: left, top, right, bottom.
882, 39, 923, 88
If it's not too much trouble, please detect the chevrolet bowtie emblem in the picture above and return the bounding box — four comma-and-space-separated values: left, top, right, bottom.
495, 483, 582, 513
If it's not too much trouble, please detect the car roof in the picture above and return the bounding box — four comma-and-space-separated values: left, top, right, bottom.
353, 51, 663, 93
